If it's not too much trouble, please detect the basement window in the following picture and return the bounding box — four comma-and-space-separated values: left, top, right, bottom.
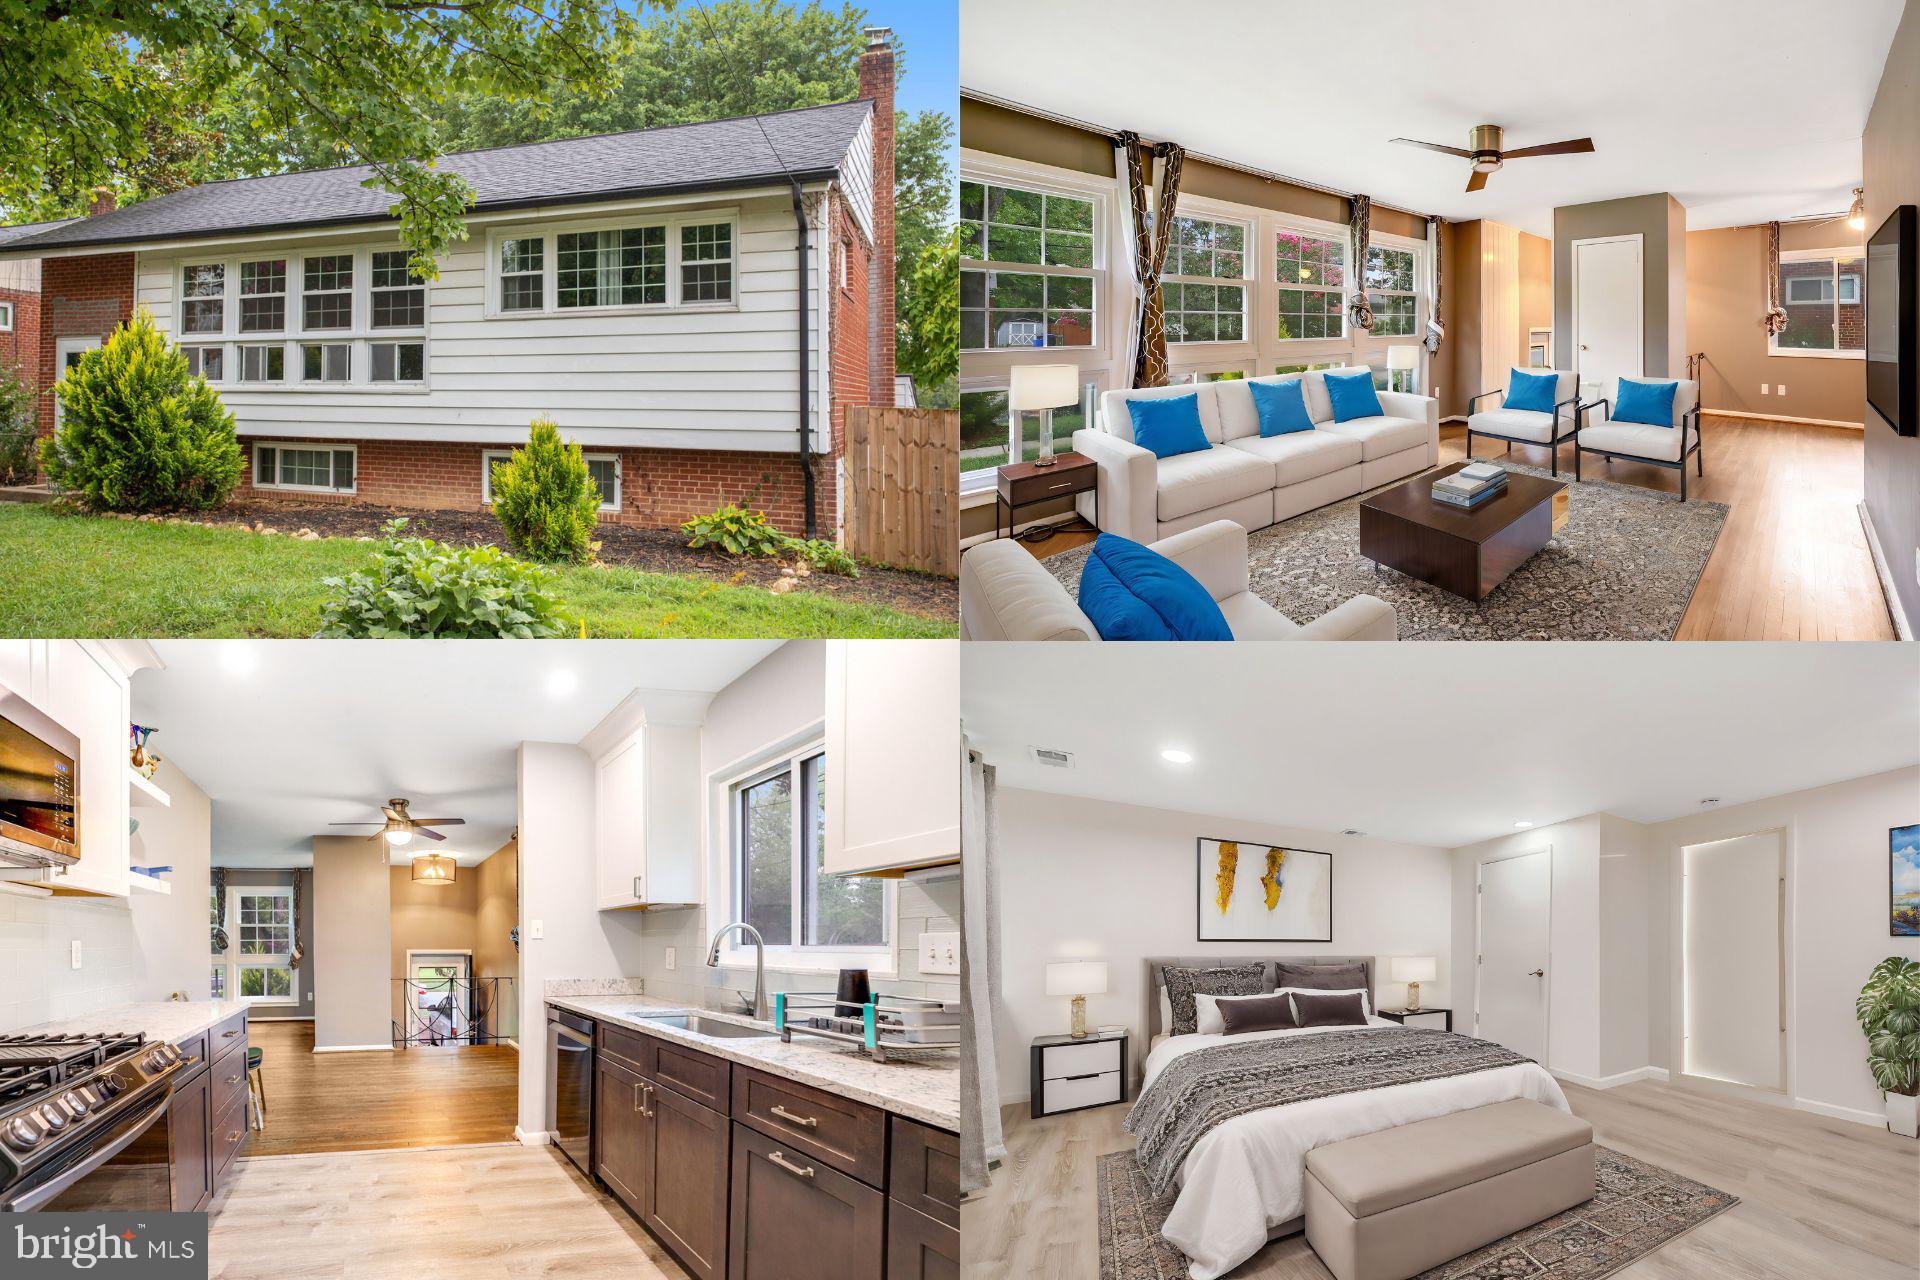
1772, 250, 1865, 358
482, 449, 619, 511
0, 301, 13, 332
255, 442, 356, 494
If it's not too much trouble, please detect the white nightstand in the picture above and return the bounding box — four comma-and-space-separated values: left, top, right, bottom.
1030, 1030, 1128, 1119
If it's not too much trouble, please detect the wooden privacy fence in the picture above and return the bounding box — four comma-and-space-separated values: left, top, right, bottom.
844, 406, 959, 577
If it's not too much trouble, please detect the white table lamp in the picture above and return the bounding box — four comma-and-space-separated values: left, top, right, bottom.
1391, 956, 1437, 1011
1046, 960, 1108, 1039
1009, 363, 1079, 467
1386, 345, 1420, 393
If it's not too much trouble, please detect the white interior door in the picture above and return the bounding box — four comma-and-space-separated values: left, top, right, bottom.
1683, 831, 1784, 1090
1572, 236, 1643, 392
53, 337, 101, 425
1477, 850, 1551, 1063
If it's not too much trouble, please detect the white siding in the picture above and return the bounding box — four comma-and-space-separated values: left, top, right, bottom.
840, 112, 875, 243
0, 258, 40, 291
137, 191, 830, 453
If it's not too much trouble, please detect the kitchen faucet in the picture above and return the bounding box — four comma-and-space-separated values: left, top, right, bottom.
707, 922, 769, 1021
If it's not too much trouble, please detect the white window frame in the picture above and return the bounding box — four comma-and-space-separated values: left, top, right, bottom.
959, 172, 1102, 357
225, 885, 298, 1006
237, 257, 289, 334
237, 344, 285, 384
368, 249, 425, 329
1163, 209, 1253, 349
300, 253, 355, 332
298, 341, 352, 384
182, 345, 224, 381
1362, 241, 1423, 341
711, 734, 895, 976
368, 340, 426, 385
481, 448, 620, 512
253, 440, 357, 495
0, 301, 12, 332
1271, 215, 1351, 350
1770, 247, 1866, 360
484, 209, 741, 318
179, 262, 227, 337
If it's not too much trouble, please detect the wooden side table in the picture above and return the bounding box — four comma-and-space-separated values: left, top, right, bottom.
1030, 1029, 1128, 1119
996, 452, 1097, 541
1376, 1007, 1453, 1032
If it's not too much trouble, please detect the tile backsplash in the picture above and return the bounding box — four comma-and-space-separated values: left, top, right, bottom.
0, 893, 142, 1033
633, 874, 961, 1010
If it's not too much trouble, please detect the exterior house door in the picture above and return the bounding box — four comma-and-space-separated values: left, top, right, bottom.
1476, 849, 1552, 1064
52, 337, 102, 425
407, 951, 472, 1043
1571, 235, 1643, 396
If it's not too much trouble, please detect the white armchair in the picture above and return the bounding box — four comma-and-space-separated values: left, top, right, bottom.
958, 520, 1398, 642
1465, 369, 1581, 476
1573, 377, 1703, 500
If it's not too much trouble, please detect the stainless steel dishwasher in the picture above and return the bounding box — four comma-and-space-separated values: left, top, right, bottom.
546, 1006, 594, 1177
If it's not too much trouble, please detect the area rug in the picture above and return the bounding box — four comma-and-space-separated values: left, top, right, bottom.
1043, 464, 1729, 640
1095, 1145, 1738, 1280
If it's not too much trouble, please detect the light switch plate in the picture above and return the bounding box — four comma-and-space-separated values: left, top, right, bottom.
528, 919, 544, 940
919, 931, 960, 976
71, 940, 82, 970
664, 947, 676, 971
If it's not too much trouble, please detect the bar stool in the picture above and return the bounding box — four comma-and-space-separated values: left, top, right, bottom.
246, 1047, 267, 1131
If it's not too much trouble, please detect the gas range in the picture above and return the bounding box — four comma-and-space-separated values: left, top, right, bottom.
0, 1031, 190, 1198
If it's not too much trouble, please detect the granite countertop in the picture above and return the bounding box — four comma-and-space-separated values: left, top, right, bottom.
546, 995, 959, 1131
11, 1001, 249, 1047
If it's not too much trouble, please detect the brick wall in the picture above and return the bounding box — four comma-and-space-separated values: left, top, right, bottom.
858, 28, 897, 406
36, 252, 136, 438
0, 287, 39, 388
828, 192, 873, 463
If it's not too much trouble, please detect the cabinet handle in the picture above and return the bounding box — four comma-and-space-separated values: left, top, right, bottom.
222, 1030, 241, 1039
633, 876, 644, 900
225, 1075, 241, 1085
767, 1150, 815, 1181
227, 1130, 243, 1142
633, 1081, 654, 1118
769, 1104, 818, 1130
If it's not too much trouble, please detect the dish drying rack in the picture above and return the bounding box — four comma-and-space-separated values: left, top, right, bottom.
774, 992, 960, 1063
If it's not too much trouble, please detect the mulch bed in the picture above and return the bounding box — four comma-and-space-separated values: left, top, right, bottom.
195, 500, 957, 620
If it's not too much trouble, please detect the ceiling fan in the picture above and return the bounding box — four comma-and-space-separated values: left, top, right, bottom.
329, 798, 465, 846
1391, 125, 1595, 193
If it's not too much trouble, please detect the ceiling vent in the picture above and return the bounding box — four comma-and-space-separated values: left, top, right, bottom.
1030, 746, 1075, 769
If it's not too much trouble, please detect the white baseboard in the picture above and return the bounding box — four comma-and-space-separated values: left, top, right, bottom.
1701, 409, 1863, 429
1794, 1097, 1890, 1128
1550, 1066, 1667, 1090
1858, 501, 1914, 640
311, 1043, 394, 1053
503, 1037, 519, 1051
514, 1125, 553, 1147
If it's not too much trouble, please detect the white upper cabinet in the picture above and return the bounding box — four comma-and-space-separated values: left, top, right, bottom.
591, 692, 711, 911
823, 641, 960, 877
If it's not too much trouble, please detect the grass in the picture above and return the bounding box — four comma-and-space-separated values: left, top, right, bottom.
0, 504, 954, 638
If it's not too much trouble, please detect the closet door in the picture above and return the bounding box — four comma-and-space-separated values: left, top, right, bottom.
1683, 830, 1784, 1090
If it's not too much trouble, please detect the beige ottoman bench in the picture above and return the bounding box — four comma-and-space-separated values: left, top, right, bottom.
1303, 1099, 1595, 1280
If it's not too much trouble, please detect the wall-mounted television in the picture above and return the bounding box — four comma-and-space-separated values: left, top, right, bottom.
1866, 204, 1916, 437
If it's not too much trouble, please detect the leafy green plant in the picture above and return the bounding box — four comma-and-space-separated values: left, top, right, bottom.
38, 307, 243, 511
1858, 957, 1920, 1096
0, 363, 36, 486
490, 415, 601, 564
317, 519, 570, 638
789, 538, 859, 578
682, 503, 788, 558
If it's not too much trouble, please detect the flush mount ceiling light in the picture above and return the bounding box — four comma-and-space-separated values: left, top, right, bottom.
547, 668, 578, 697
218, 642, 258, 677
410, 853, 456, 884
1847, 188, 1866, 233
1513, 821, 1534, 829
1160, 748, 1194, 764
385, 827, 413, 846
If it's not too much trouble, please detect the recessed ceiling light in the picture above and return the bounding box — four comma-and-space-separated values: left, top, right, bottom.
1160, 748, 1193, 764
1513, 821, 1534, 829
547, 669, 578, 696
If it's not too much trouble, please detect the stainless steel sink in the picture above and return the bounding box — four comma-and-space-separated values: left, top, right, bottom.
635, 1013, 776, 1039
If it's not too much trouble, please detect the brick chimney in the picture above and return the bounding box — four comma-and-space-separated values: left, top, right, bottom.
87, 187, 116, 218
858, 26, 896, 406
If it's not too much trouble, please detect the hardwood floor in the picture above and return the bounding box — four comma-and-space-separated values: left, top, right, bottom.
1006, 416, 1895, 640
209, 1143, 692, 1279
243, 1019, 518, 1158
960, 1078, 1920, 1279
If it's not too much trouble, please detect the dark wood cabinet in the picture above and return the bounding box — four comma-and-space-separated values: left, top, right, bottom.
644, 1080, 730, 1280
167, 1064, 212, 1213
166, 1011, 249, 1212
885, 1201, 959, 1280
728, 1121, 884, 1280
595, 1050, 652, 1213
733, 1065, 885, 1184
888, 1118, 959, 1229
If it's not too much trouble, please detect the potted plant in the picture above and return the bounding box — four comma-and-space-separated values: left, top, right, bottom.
1857, 957, 1920, 1137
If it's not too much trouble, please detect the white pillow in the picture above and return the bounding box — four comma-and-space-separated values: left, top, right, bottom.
1158, 986, 1172, 1037
1193, 991, 1278, 1036
1273, 986, 1372, 1019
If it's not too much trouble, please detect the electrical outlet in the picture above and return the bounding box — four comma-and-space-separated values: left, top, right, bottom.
664, 947, 676, 971
1760, 384, 1769, 395
918, 931, 960, 976
70, 940, 82, 970
1776, 384, 1786, 396
528, 919, 544, 940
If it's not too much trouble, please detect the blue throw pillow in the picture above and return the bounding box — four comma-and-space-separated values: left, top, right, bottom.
1250, 379, 1315, 437
1612, 379, 1679, 427
1323, 370, 1384, 423
1125, 394, 1212, 459
1077, 533, 1232, 641
1503, 368, 1558, 414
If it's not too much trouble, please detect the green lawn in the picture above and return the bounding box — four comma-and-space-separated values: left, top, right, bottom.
0, 504, 954, 638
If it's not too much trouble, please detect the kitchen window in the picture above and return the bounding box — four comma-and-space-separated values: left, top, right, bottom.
500, 238, 545, 312
960, 179, 1097, 350
560, 226, 667, 308
1773, 250, 1866, 357
230, 886, 297, 1004
300, 343, 351, 383
680, 222, 733, 303
370, 251, 425, 328
1275, 230, 1346, 342
370, 341, 425, 383
1364, 244, 1419, 338
724, 746, 890, 970
482, 449, 619, 511
183, 346, 224, 380
238, 345, 285, 383
1164, 215, 1248, 345
254, 442, 355, 494
302, 255, 353, 330
239, 259, 287, 332
181, 264, 225, 334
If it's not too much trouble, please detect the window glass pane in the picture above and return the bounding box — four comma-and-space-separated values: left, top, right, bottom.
501, 239, 544, 311
1364, 246, 1416, 292
681, 223, 733, 303
255, 446, 275, 483
240, 346, 285, 381
264, 968, 291, 998
501, 239, 543, 275
301, 344, 349, 381
332, 450, 355, 491
240, 296, 285, 332
1165, 281, 1245, 344
371, 289, 424, 328
1836, 255, 1865, 353
800, 754, 884, 946
1367, 292, 1417, 337
371, 251, 412, 290
586, 458, 617, 507
211, 967, 225, 1000
278, 448, 333, 488
1020, 380, 1089, 463
302, 291, 352, 330
1778, 258, 1837, 350
371, 342, 424, 382
240, 260, 285, 295
185, 346, 223, 380
961, 388, 1010, 474
240, 968, 264, 996
304, 255, 351, 293
739, 772, 792, 946
1276, 232, 1344, 288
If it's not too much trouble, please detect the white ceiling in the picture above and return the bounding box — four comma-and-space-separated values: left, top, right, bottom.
962, 644, 1919, 849
960, 0, 1901, 237
135, 641, 779, 868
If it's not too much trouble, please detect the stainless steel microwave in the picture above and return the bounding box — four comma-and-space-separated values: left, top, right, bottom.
0, 679, 80, 867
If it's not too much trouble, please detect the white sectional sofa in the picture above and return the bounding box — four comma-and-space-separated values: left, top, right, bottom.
958, 520, 1398, 642
1072, 368, 1439, 545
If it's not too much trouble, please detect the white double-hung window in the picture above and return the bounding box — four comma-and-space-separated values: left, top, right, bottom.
217, 885, 297, 1005
491, 214, 736, 314
1163, 214, 1250, 345
1274, 228, 1347, 344
1773, 248, 1866, 357
1363, 244, 1420, 338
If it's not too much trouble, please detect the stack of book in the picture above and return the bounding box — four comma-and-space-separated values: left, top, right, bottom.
1432, 463, 1507, 510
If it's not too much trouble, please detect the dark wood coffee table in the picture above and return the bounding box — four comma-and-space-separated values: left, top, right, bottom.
1359, 462, 1568, 601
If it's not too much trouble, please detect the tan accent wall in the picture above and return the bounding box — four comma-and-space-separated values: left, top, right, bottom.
1552, 193, 1687, 378
389, 862, 480, 1033
1684, 223, 1866, 425
472, 840, 519, 1041
1863, 0, 1919, 630
1446, 221, 1484, 418
1519, 232, 1553, 367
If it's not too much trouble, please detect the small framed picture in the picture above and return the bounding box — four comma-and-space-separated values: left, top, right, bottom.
1893, 824, 1919, 937
1196, 837, 1332, 942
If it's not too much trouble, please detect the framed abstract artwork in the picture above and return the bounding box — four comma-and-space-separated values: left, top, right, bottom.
1893, 824, 1919, 937
1195, 837, 1332, 942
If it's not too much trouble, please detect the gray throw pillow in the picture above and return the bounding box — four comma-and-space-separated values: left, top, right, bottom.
1163, 963, 1265, 1038
1274, 961, 1367, 994
1219, 992, 1299, 1036
1293, 990, 1368, 1027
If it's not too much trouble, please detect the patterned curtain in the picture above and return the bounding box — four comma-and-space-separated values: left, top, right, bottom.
210, 866, 228, 954
1763, 221, 1788, 336
1119, 133, 1185, 388
1347, 194, 1375, 333
289, 870, 305, 970
1424, 216, 1446, 354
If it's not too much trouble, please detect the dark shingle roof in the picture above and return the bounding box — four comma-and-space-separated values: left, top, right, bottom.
0, 100, 870, 256
0, 217, 79, 246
